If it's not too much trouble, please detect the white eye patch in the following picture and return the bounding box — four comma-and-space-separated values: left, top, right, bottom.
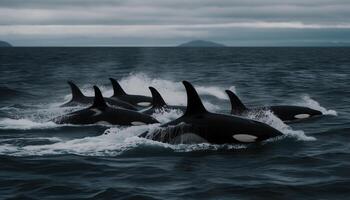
96, 121, 112, 125
233, 134, 257, 143
294, 114, 310, 119
137, 102, 151, 107
131, 121, 146, 126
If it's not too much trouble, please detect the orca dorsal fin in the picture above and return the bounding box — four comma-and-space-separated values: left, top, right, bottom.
225, 90, 247, 114
182, 81, 207, 115
149, 87, 167, 108
91, 86, 108, 109
68, 81, 85, 100
109, 78, 127, 96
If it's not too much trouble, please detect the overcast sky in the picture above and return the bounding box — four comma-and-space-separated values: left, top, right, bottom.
1, 0, 350, 46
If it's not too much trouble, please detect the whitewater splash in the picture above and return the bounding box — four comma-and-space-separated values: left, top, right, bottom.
63, 73, 227, 111
151, 109, 183, 124
1, 72, 340, 156
297, 95, 337, 116
0, 110, 311, 157
0, 118, 57, 130
245, 110, 316, 141
0, 124, 248, 157
119, 72, 232, 100
0, 103, 82, 130
0, 108, 314, 157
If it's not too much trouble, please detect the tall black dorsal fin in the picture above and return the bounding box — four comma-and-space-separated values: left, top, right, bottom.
109, 78, 127, 96
92, 86, 108, 109
182, 81, 207, 115
68, 81, 85, 100
149, 87, 166, 108
225, 90, 247, 114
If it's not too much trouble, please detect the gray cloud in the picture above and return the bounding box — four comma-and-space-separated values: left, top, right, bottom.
0, 0, 349, 46
1, 0, 350, 25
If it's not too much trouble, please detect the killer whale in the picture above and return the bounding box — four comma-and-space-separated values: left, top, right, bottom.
53, 86, 159, 125
142, 87, 186, 115
139, 81, 283, 144
60, 81, 137, 110
225, 90, 323, 122
109, 78, 153, 107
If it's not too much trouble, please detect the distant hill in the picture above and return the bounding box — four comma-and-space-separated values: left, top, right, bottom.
178, 40, 226, 47
0, 41, 12, 47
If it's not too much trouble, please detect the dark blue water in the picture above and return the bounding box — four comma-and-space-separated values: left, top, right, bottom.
0, 47, 349, 199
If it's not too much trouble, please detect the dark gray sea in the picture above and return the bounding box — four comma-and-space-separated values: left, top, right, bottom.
0, 47, 348, 199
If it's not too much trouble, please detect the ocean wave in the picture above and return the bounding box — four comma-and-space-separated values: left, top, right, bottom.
0, 114, 310, 157
0, 73, 322, 157
0, 117, 113, 130
0, 125, 248, 157
297, 95, 337, 116
245, 110, 316, 141
151, 109, 183, 123
0, 118, 58, 130
0, 86, 33, 99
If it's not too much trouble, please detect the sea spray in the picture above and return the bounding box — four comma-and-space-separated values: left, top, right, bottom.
62, 73, 227, 111
298, 95, 337, 116
245, 110, 316, 141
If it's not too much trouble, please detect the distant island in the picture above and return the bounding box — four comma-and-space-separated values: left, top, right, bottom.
178, 40, 226, 47
0, 40, 12, 47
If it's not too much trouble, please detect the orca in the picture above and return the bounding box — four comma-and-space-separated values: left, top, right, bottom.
225, 90, 323, 122
142, 87, 186, 115
53, 86, 159, 125
109, 78, 153, 107
60, 81, 137, 111
139, 81, 283, 144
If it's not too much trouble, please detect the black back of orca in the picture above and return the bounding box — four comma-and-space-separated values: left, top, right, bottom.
268, 106, 322, 122
109, 78, 152, 107
142, 87, 186, 115
60, 81, 137, 110
53, 86, 159, 125
139, 81, 283, 144
225, 90, 323, 122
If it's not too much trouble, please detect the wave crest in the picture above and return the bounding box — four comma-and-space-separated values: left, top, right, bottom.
298, 95, 337, 116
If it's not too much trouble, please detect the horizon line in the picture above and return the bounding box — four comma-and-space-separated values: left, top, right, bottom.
3, 45, 350, 48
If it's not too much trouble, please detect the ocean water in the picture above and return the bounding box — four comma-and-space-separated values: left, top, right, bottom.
0, 47, 348, 199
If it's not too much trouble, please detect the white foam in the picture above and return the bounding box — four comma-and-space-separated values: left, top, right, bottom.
245, 110, 316, 141
0, 123, 246, 156
0, 73, 320, 157
1, 108, 310, 156
151, 109, 183, 124
0, 116, 115, 130
196, 86, 232, 100
0, 118, 58, 130
0, 101, 83, 130
114, 73, 227, 111
297, 95, 337, 116
0, 124, 153, 156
